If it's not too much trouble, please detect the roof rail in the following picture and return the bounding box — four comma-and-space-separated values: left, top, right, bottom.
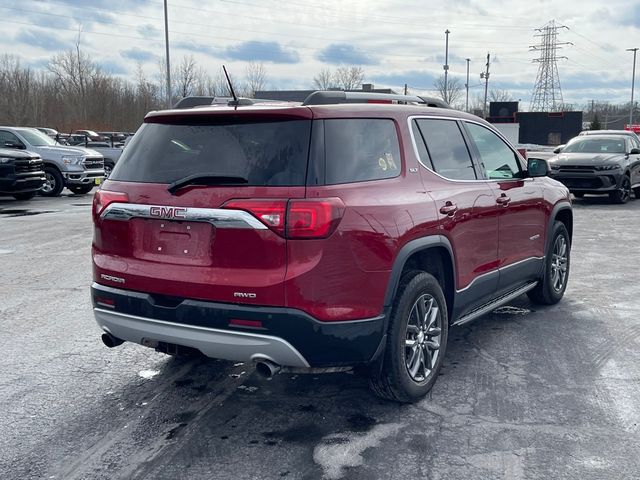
301, 91, 450, 108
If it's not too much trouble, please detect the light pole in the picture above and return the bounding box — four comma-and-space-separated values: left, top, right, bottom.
443, 29, 450, 103
465, 58, 470, 112
164, 0, 172, 108
627, 47, 638, 127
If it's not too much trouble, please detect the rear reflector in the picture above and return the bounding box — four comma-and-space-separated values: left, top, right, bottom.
223, 198, 345, 239
229, 319, 263, 328
92, 190, 129, 223
95, 296, 115, 307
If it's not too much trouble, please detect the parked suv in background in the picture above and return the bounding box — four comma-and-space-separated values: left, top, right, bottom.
0, 147, 45, 200
548, 134, 640, 203
0, 127, 104, 196
91, 92, 573, 402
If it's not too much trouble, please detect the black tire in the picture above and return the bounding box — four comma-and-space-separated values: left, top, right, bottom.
633, 187, 640, 200
40, 167, 64, 197
12, 191, 37, 201
573, 192, 584, 198
369, 271, 448, 403
104, 161, 114, 178
68, 184, 94, 195
609, 175, 631, 204
528, 222, 570, 305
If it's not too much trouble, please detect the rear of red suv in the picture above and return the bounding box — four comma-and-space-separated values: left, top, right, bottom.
91, 104, 413, 379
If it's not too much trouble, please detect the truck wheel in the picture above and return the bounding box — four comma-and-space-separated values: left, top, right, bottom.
369, 271, 448, 403
104, 161, 114, 178
40, 167, 64, 197
68, 185, 94, 195
13, 191, 37, 201
528, 221, 570, 305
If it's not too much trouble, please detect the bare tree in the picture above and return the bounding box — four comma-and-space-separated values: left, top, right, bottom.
334, 66, 364, 90
433, 75, 462, 105
174, 55, 199, 99
489, 89, 514, 102
313, 68, 334, 90
245, 62, 267, 97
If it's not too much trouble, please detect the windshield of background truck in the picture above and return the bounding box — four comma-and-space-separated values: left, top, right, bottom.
563, 138, 625, 154
17, 128, 57, 147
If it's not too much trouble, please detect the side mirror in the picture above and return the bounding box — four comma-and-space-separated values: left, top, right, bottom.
553, 145, 565, 154
527, 158, 549, 177
629, 148, 640, 155
3, 141, 25, 149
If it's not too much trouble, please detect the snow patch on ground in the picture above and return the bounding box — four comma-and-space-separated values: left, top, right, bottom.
313, 422, 403, 479
138, 370, 160, 380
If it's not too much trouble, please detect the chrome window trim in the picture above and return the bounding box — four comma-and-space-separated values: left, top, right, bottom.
100, 202, 268, 230
407, 115, 528, 184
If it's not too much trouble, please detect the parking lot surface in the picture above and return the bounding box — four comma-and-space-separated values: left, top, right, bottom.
1, 193, 639, 480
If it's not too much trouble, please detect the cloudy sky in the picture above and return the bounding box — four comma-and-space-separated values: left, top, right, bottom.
0, 0, 638, 109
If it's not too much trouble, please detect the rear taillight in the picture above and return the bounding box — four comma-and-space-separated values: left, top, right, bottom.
92, 190, 129, 223
222, 199, 287, 236
286, 198, 345, 239
223, 198, 345, 239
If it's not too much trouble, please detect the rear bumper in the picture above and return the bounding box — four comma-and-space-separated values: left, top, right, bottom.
91, 283, 387, 368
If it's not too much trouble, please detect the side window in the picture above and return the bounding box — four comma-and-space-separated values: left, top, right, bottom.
324, 119, 401, 184
411, 121, 433, 169
0, 130, 22, 146
465, 122, 523, 180
415, 119, 477, 180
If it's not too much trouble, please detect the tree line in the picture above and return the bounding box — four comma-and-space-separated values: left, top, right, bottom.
0, 44, 635, 133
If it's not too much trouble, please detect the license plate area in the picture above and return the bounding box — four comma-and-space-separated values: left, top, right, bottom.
131, 218, 214, 266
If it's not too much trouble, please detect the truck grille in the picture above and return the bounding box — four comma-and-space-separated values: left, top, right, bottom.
14, 158, 44, 174
557, 165, 596, 174
83, 157, 104, 169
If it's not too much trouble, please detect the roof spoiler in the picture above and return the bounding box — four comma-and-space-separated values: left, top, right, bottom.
301, 91, 450, 108
172, 96, 288, 109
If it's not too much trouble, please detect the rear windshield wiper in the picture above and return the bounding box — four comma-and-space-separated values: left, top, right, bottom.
167, 174, 248, 194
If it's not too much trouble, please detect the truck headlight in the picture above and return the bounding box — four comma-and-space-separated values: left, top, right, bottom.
62, 155, 86, 165
0, 157, 13, 164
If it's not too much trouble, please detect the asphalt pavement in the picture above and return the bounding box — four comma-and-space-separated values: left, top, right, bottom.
1, 191, 639, 480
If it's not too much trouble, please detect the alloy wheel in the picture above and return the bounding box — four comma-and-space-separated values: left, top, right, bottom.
550, 235, 568, 292
41, 172, 55, 194
404, 294, 442, 382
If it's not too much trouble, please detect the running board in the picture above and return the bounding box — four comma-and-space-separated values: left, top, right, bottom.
452, 282, 538, 326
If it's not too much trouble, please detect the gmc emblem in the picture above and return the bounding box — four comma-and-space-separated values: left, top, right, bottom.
149, 206, 187, 219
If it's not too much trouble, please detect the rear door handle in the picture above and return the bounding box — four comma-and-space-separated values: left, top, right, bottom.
496, 195, 511, 205
439, 203, 458, 215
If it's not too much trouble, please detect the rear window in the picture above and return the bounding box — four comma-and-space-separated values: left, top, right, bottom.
110, 119, 312, 186
324, 119, 401, 184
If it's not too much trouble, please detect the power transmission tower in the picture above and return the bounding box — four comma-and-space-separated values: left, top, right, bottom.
529, 20, 571, 112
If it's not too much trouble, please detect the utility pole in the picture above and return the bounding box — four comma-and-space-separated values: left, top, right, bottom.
404, 83, 408, 95
164, 0, 172, 108
480, 53, 490, 118
443, 29, 450, 103
627, 47, 638, 127
465, 58, 470, 112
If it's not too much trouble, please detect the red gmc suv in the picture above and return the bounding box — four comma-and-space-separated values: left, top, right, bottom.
91, 92, 572, 402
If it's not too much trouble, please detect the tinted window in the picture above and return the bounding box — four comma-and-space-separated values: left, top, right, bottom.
415, 119, 477, 180
411, 121, 433, 169
465, 122, 523, 180
110, 119, 311, 185
324, 119, 401, 184
0, 130, 22, 146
